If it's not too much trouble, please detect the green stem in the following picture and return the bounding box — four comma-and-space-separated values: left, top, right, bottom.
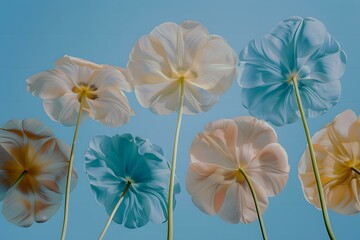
238, 168, 268, 240
292, 78, 335, 240
10, 170, 28, 189
167, 77, 185, 240
351, 166, 360, 176
99, 181, 132, 240
60, 94, 85, 240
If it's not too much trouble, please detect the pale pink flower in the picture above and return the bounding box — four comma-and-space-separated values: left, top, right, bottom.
187, 117, 289, 223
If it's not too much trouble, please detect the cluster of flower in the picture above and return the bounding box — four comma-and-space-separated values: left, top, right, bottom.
0, 16, 356, 240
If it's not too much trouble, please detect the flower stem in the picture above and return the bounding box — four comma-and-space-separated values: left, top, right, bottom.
167, 77, 185, 240
10, 170, 28, 189
99, 181, 132, 240
351, 166, 360, 176
292, 78, 335, 240
60, 94, 85, 240
238, 168, 268, 240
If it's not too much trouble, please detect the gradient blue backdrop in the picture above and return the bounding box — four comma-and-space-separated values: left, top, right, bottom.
1, 0, 359, 239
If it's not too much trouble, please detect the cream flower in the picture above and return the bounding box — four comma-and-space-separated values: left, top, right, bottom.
128, 20, 237, 114
186, 117, 289, 223
27, 55, 134, 127
299, 110, 360, 214
0, 119, 77, 227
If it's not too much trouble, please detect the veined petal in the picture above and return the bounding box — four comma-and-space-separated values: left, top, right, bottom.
189, 37, 237, 94
245, 143, 289, 196
182, 82, 219, 114
43, 94, 81, 127
135, 81, 180, 115
217, 181, 268, 224
57, 61, 95, 86
27, 69, 72, 100
90, 67, 133, 92
87, 88, 133, 127
326, 180, 360, 215
55, 55, 103, 69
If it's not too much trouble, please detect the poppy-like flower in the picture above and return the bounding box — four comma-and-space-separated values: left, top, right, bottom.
27, 55, 134, 127
186, 117, 289, 223
0, 119, 77, 227
84, 133, 180, 229
299, 110, 360, 214
238, 16, 346, 126
128, 20, 237, 115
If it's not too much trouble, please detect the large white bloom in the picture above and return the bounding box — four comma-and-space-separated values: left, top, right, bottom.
128, 21, 237, 115
27, 55, 134, 127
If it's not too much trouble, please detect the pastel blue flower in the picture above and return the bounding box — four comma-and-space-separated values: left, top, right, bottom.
84, 133, 180, 229
238, 16, 346, 126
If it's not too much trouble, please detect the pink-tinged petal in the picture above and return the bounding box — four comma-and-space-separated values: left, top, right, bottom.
87, 88, 133, 127
233, 117, 277, 165
135, 81, 180, 115
325, 180, 360, 215
128, 35, 174, 85
90, 67, 133, 92
27, 69, 72, 100
182, 82, 219, 114
186, 164, 230, 216
43, 94, 82, 127
55, 55, 103, 70
190, 119, 239, 168
189, 36, 237, 95
245, 143, 289, 196
217, 181, 268, 224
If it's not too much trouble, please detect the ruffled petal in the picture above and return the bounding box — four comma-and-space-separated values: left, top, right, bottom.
182, 82, 219, 114
87, 88, 133, 127
245, 143, 289, 196
217, 181, 268, 224
190, 119, 239, 168
27, 69, 72, 100
135, 81, 180, 115
242, 83, 299, 126
56, 61, 95, 86
43, 94, 81, 126
90, 67, 133, 92
189, 36, 237, 94
55, 55, 103, 69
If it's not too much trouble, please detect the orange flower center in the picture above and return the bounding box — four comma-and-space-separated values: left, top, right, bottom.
72, 83, 98, 101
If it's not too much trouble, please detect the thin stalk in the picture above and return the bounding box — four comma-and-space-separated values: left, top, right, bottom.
351, 166, 360, 176
10, 170, 28, 189
167, 77, 185, 240
61, 94, 85, 240
99, 181, 132, 240
238, 168, 268, 240
292, 78, 335, 239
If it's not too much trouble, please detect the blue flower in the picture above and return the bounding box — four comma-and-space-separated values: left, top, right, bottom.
84, 133, 180, 229
238, 16, 346, 126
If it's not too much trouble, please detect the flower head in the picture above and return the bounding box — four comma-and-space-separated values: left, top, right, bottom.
238, 16, 346, 126
186, 117, 289, 223
299, 110, 360, 214
0, 119, 77, 227
27, 55, 134, 127
128, 20, 237, 115
84, 133, 180, 228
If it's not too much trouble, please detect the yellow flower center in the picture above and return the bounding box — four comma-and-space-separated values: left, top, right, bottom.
288, 73, 297, 84
72, 83, 98, 101
236, 169, 245, 183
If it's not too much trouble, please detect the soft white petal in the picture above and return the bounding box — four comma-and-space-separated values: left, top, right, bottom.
87, 88, 133, 127
55, 55, 103, 69
27, 70, 72, 100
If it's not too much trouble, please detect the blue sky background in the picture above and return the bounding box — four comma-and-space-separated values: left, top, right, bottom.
1, 0, 360, 239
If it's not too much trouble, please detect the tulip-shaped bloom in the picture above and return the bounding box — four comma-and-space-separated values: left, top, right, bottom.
238, 16, 346, 238
128, 20, 237, 239
0, 119, 77, 227
85, 133, 180, 239
187, 117, 289, 238
27, 55, 134, 127
299, 110, 360, 214
27, 55, 134, 239
238, 16, 346, 126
